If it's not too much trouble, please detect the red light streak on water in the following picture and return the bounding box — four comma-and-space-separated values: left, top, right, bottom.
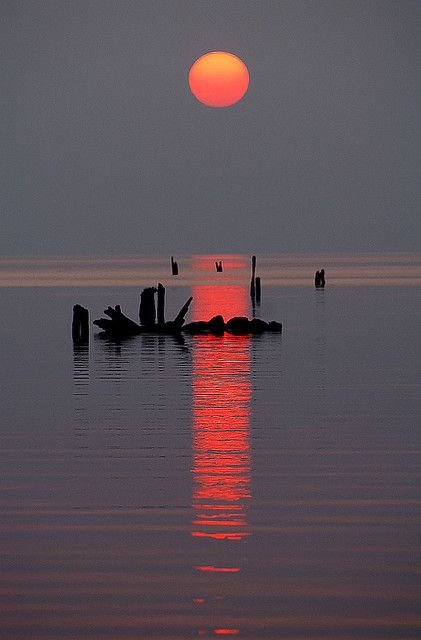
191, 284, 251, 541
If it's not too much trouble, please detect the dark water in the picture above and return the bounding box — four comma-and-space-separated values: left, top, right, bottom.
1, 255, 420, 639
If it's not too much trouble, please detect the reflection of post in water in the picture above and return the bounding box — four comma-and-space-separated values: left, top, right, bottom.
73, 343, 90, 438
314, 288, 327, 394
191, 281, 251, 635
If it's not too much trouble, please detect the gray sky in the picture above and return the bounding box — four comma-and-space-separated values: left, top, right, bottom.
1, 0, 420, 256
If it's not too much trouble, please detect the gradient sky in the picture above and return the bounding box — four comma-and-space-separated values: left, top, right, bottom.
2, 0, 419, 256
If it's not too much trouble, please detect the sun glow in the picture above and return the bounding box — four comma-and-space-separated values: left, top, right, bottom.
189, 51, 249, 107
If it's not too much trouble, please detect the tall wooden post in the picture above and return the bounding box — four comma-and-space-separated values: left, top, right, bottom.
139, 287, 157, 327
250, 255, 256, 298
72, 304, 89, 344
157, 283, 165, 325
256, 276, 261, 302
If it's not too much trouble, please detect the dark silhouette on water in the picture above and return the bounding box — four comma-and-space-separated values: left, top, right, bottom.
250, 256, 262, 311
72, 304, 89, 344
157, 283, 165, 325
91, 286, 282, 340
315, 269, 326, 288
255, 276, 261, 302
171, 256, 179, 276
215, 260, 223, 272
250, 255, 256, 298
139, 286, 157, 327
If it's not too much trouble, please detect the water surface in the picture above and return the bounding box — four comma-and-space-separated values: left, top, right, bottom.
1, 254, 420, 638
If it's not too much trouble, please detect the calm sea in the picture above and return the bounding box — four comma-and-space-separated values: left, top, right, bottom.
1, 254, 420, 639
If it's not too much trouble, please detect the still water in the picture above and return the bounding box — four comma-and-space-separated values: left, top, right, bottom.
1, 254, 421, 639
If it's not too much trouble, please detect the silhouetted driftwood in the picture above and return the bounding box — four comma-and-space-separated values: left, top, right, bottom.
215, 260, 223, 272
183, 316, 282, 335
94, 305, 141, 336
93, 286, 282, 339
94, 292, 193, 338
182, 315, 225, 335
172, 296, 193, 328
72, 304, 89, 344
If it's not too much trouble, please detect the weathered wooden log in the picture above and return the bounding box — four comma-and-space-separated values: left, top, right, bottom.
93, 287, 282, 339
172, 296, 193, 328
183, 315, 225, 336
249, 318, 268, 333
226, 316, 252, 334
102, 305, 142, 336
226, 317, 281, 334
72, 304, 89, 344
95, 296, 193, 337
208, 314, 225, 334
180, 321, 209, 335
183, 315, 280, 335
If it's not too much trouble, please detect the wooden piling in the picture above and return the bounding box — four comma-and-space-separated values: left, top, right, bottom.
139, 287, 157, 327
256, 276, 261, 302
72, 304, 89, 344
250, 255, 256, 298
171, 256, 179, 276
157, 283, 165, 326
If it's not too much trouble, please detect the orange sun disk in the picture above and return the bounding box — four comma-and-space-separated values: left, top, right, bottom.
189, 51, 249, 107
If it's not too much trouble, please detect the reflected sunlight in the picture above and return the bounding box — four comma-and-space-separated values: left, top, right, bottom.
191, 284, 251, 542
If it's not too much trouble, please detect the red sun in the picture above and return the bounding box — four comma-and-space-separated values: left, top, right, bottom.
189, 51, 249, 108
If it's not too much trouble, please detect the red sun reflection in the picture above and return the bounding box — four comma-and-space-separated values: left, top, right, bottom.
191, 282, 251, 543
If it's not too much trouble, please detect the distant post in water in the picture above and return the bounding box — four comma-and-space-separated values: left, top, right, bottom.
250, 255, 256, 298
171, 256, 179, 276
72, 304, 89, 344
314, 268, 325, 288
215, 260, 223, 272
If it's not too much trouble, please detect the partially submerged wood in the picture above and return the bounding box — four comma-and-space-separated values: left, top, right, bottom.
72, 304, 89, 343
250, 255, 256, 298
182, 315, 225, 336
139, 287, 157, 326
93, 286, 282, 339
94, 292, 193, 338
183, 315, 282, 336
94, 305, 141, 336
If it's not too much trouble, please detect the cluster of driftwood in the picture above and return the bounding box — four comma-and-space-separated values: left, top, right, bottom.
92, 284, 282, 339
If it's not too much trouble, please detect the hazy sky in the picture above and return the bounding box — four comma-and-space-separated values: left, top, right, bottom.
2, 0, 419, 256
